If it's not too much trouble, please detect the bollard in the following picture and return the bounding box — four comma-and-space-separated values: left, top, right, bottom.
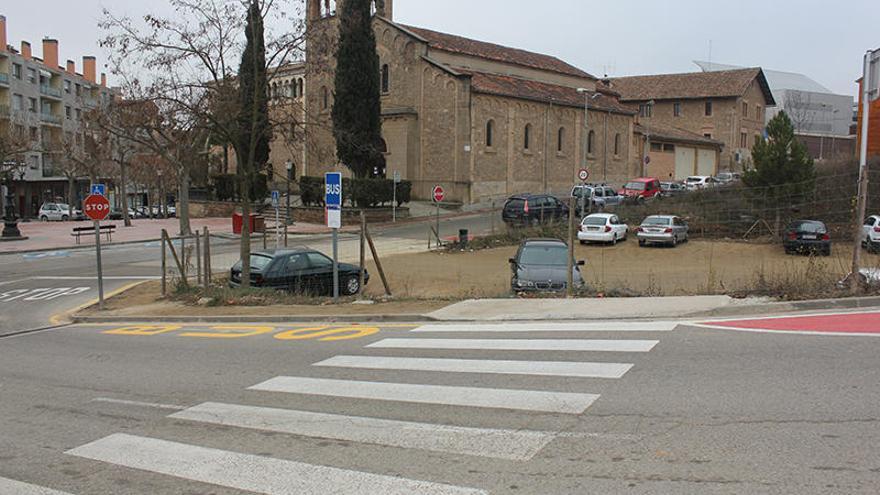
459, 229, 469, 248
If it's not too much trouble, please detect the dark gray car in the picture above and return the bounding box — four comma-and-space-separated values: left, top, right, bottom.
509, 238, 585, 293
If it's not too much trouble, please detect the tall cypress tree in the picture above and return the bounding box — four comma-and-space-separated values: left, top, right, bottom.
332, 0, 386, 178
235, 0, 270, 288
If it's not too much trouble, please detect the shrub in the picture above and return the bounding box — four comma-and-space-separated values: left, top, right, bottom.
211, 173, 270, 202
299, 176, 412, 208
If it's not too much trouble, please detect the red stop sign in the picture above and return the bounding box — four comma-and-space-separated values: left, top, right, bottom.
83, 194, 111, 221
432, 185, 445, 203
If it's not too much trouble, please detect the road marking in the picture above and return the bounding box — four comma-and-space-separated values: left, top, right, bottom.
91, 397, 187, 411
172, 402, 553, 461
368, 338, 658, 353
67, 433, 487, 495
22, 251, 70, 260
0, 476, 73, 495
274, 325, 381, 341
32, 276, 162, 280
411, 322, 678, 333
0, 287, 90, 303
315, 356, 633, 379
103, 325, 182, 336
49, 281, 147, 325
250, 376, 598, 413
179, 325, 275, 339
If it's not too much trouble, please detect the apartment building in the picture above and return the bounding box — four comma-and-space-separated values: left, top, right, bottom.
0, 14, 113, 218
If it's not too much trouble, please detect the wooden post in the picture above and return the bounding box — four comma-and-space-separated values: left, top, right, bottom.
181, 235, 187, 281
163, 230, 187, 287
195, 230, 202, 286
203, 226, 211, 286
262, 224, 267, 250
359, 211, 366, 298
161, 229, 167, 296
364, 223, 391, 296
283, 224, 289, 247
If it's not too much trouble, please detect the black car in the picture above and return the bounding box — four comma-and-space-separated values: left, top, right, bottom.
509, 238, 585, 293
229, 248, 369, 295
502, 194, 569, 227
783, 220, 831, 256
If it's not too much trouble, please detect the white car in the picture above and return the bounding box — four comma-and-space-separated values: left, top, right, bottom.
685, 176, 719, 191
38, 202, 77, 222
577, 213, 628, 245
863, 215, 880, 252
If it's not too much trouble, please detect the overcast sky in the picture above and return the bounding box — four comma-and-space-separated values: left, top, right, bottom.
3, 0, 878, 97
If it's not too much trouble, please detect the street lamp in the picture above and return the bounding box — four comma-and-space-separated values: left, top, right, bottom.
1, 166, 28, 241
577, 88, 602, 212
157, 169, 165, 219
285, 160, 294, 225
643, 99, 655, 176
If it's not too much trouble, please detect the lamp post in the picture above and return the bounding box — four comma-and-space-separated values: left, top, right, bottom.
577, 88, 601, 213
157, 169, 165, 219
643, 99, 654, 176
285, 160, 294, 225
1, 165, 27, 241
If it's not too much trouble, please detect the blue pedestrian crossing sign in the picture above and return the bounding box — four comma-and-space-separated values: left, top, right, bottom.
90, 184, 106, 197
271, 190, 280, 208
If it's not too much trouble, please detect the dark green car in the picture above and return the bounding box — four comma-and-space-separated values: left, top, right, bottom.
230, 248, 368, 296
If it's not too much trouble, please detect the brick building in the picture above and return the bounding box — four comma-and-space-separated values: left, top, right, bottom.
856, 76, 880, 159
303, 0, 641, 203
610, 68, 775, 172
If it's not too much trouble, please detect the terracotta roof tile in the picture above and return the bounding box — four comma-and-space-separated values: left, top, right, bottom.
611, 68, 774, 104
401, 24, 595, 80
468, 72, 635, 116
634, 123, 724, 148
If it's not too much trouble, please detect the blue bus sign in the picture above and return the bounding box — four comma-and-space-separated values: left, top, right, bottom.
325, 172, 342, 229
90, 184, 106, 197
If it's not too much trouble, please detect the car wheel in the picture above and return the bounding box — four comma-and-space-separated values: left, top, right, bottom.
40, 215, 48, 222
61, 215, 69, 222
638, 240, 646, 247
579, 240, 587, 245
823, 247, 832, 257
671, 235, 678, 247
611, 234, 618, 246
343, 275, 361, 296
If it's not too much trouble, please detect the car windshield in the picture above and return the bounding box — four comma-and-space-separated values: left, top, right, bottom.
233, 254, 274, 271
624, 182, 646, 190
643, 217, 671, 226
686, 177, 702, 183
582, 217, 607, 226
571, 187, 592, 197
792, 222, 825, 233
519, 245, 569, 266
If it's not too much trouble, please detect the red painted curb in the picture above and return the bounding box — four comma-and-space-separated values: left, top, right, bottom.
704, 312, 880, 334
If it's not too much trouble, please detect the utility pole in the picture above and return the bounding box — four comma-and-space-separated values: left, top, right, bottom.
850, 48, 879, 292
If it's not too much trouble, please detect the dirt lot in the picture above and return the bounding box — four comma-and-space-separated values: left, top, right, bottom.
363, 239, 880, 298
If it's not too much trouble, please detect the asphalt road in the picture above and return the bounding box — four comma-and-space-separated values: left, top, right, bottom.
0, 212, 498, 334
1, 318, 878, 494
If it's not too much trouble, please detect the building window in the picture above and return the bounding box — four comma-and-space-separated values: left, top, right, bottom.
29, 127, 38, 142
755, 134, 762, 146
65, 106, 72, 119
650, 142, 663, 152
298, 78, 304, 98
557, 127, 565, 152
486, 120, 494, 148
75, 84, 81, 96
756, 105, 762, 119
673, 102, 682, 117
28, 98, 37, 112
614, 133, 621, 156
587, 130, 595, 154
12, 94, 23, 111
705, 101, 713, 116
703, 133, 713, 139
378, 138, 388, 154
27, 68, 37, 84
64, 80, 71, 94
740, 131, 748, 148
75, 108, 81, 120
12, 63, 22, 79
639, 103, 653, 118
742, 101, 748, 117
381, 64, 390, 93
524, 124, 532, 150
321, 86, 329, 110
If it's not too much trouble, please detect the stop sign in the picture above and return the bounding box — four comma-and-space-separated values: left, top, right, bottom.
83, 194, 111, 221
432, 185, 445, 203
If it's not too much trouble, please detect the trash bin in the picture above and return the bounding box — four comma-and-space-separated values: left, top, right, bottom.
459, 229, 469, 247
232, 213, 262, 234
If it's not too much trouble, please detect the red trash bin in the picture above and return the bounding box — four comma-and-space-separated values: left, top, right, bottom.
232, 213, 262, 234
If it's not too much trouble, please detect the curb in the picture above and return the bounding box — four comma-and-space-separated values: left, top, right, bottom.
686, 296, 880, 318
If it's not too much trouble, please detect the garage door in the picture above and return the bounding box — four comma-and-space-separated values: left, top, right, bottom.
697, 149, 716, 176
674, 147, 695, 180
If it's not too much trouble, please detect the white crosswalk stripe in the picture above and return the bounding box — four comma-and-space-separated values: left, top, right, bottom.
315, 355, 634, 378
367, 338, 659, 352
171, 401, 554, 460
249, 376, 599, 413
67, 433, 488, 495
411, 322, 678, 333
0, 477, 74, 495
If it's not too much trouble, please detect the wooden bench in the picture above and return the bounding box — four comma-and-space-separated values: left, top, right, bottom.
71, 224, 116, 245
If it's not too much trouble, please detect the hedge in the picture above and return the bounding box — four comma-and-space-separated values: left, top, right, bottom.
211, 174, 269, 202
300, 176, 411, 208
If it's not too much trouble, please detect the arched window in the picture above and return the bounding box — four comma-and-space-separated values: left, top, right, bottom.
557, 127, 565, 152
321, 86, 329, 110
587, 130, 595, 154
524, 124, 532, 150
298, 78, 304, 98
486, 120, 494, 148
378, 138, 388, 154
381, 64, 390, 93
613, 133, 621, 156
271, 82, 278, 99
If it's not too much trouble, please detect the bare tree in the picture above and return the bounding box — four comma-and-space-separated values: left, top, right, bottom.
784, 91, 816, 134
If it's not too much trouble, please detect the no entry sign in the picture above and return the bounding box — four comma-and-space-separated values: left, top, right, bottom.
432, 185, 445, 203
84, 194, 111, 221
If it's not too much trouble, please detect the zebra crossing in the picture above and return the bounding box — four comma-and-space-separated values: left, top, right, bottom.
53, 320, 677, 494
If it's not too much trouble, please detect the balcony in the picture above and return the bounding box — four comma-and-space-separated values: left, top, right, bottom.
0, 105, 9, 118
40, 84, 63, 99
0, 72, 9, 86
40, 112, 62, 126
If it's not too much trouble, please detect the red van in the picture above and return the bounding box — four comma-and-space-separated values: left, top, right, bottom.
618, 178, 662, 201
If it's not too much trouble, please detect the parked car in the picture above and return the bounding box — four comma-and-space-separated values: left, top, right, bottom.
570, 185, 624, 215
863, 215, 880, 253
636, 215, 689, 247
618, 178, 661, 202
659, 181, 687, 198
783, 220, 831, 256
38, 202, 78, 222
577, 213, 628, 245
685, 175, 720, 191
502, 194, 569, 227
509, 238, 584, 293
107, 208, 124, 220
229, 248, 369, 295
714, 172, 740, 185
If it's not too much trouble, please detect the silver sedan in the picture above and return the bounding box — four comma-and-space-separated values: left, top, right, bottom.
637, 215, 689, 247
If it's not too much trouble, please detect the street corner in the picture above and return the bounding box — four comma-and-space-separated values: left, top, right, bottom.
694, 310, 880, 336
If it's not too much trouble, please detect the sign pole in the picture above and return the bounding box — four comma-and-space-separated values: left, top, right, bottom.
275, 205, 280, 249
94, 219, 104, 310
851, 49, 876, 292
393, 183, 397, 223
325, 173, 343, 301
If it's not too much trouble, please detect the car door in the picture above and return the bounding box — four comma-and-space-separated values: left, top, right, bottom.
610, 215, 624, 237
674, 217, 688, 238
304, 252, 336, 295
279, 253, 310, 293
864, 217, 876, 242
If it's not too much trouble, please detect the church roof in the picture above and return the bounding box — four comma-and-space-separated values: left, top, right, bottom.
467, 71, 635, 116
400, 24, 596, 80
611, 68, 775, 105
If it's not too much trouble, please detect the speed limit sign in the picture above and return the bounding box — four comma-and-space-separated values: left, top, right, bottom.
578, 169, 590, 182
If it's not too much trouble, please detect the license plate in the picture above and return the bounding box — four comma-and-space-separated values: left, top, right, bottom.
802, 235, 817, 240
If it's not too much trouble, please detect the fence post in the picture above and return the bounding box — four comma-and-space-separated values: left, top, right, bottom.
195, 230, 202, 286
283, 224, 289, 248
181, 235, 188, 281
364, 223, 391, 296
161, 229, 167, 297
203, 226, 211, 286
359, 211, 366, 298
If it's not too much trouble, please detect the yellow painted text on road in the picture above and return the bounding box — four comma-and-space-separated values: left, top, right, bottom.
103, 325, 182, 336
179, 325, 275, 339
273, 325, 380, 341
